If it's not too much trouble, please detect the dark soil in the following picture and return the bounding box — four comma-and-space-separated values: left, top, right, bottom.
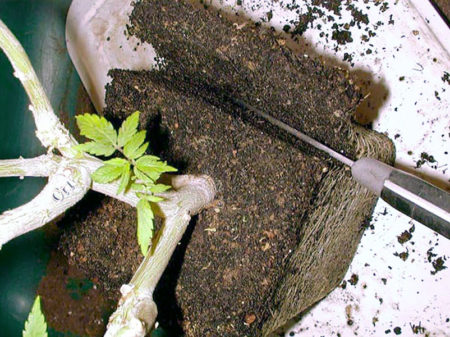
432, 0, 450, 24
60, 195, 142, 296
37, 249, 114, 336
127, 0, 362, 160
61, 1, 377, 336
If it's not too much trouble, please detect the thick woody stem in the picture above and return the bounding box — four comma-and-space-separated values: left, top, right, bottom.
0, 19, 77, 157
104, 175, 216, 337
0, 155, 61, 177
0, 159, 92, 249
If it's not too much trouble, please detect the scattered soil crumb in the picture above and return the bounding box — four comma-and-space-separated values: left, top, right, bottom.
345, 304, 353, 326
431, 256, 447, 275
348, 274, 359, 286
394, 326, 402, 335
442, 71, 450, 85
397, 230, 412, 244
415, 152, 436, 168
394, 250, 409, 261
426, 247, 447, 275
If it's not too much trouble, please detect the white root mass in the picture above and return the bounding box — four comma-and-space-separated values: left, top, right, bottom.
0, 19, 215, 337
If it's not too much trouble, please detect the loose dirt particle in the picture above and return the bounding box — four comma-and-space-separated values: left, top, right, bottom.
394, 326, 402, 335
397, 230, 412, 244
348, 274, 359, 286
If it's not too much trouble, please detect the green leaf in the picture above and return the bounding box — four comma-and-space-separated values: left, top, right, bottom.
105, 158, 130, 166
134, 142, 149, 159
131, 183, 146, 191
135, 156, 176, 183
136, 155, 160, 162
73, 142, 116, 157
140, 195, 165, 203
150, 184, 171, 193
118, 111, 140, 147
117, 166, 131, 195
134, 167, 155, 184
136, 156, 177, 173
76, 114, 117, 146
137, 199, 154, 256
124, 131, 147, 159
23, 296, 48, 337
92, 158, 130, 184
140, 168, 162, 182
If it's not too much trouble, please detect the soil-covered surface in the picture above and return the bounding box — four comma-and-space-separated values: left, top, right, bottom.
60, 195, 142, 296
37, 248, 114, 337
61, 1, 371, 336
432, 0, 450, 23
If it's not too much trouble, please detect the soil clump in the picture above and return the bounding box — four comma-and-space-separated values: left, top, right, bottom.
61, 1, 394, 336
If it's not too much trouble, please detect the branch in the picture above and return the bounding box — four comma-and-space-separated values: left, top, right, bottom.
104, 175, 216, 337
0, 19, 77, 157
0, 161, 91, 249
0, 155, 61, 178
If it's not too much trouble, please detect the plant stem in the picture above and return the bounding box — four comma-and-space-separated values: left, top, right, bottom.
0, 155, 61, 178
0, 157, 92, 249
0, 19, 77, 156
105, 175, 216, 337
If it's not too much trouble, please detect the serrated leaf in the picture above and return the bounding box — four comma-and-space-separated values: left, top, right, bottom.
135, 154, 161, 164
150, 184, 171, 193
136, 156, 177, 173
23, 296, 47, 337
92, 158, 130, 184
139, 167, 162, 182
135, 157, 176, 184
137, 199, 154, 256
134, 142, 149, 159
92, 165, 122, 183
74, 142, 116, 157
118, 111, 140, 147
104, 158, 130, 166
131, 183, 146, 191
134, 167, 155, 184
140, 195, 165, 203
124, 131, 147, 159
76, 114, 117, 146
135, 155, 160, 168
117, 166, 131, 195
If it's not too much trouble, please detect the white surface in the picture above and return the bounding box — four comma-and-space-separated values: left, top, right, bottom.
66, 0, 450, 335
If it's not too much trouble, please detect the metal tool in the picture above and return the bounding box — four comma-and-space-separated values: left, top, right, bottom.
234, 98, 450, 239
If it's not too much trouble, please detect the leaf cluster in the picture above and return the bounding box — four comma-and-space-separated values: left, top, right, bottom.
75, 111, 176, 255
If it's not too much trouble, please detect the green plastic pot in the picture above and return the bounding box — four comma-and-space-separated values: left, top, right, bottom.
0, 1, 80, 335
